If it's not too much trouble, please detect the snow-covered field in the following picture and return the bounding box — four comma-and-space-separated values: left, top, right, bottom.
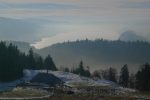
49, 71, 117, 87
24, 70, 138, 95
0, 69, 135, 94
0, 69, 117, 90
24, 70, 118, 87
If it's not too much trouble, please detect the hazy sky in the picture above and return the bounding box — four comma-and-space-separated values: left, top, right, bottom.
0, 0, 150, 48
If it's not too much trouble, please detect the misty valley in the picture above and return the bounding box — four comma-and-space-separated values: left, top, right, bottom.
0, 0, 150, 99
0, 40, 150, 100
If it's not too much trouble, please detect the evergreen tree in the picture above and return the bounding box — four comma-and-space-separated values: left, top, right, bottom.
136, 63, 150, 91
108, 67, 117, 82
64, 67, 70, 72
119, 64, 129, 87
72, 61, 91, 77
0, 42, 23, 82
84, 69, 91, 77
44, 55, 57, 73
92, 70, 101, 79
78, 61, 84, 75
27, 48, 36, 69
129, 74, 136, 89
36, 56, 44, 69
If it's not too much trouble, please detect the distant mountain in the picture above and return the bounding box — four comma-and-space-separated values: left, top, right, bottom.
119, 30, 147, 42
37, 39, 150, 72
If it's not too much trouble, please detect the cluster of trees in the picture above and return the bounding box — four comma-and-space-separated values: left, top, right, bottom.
26, 48, 57, 71
92, 63, 150, 91
60, 61, 91, 77
92, 67, 117, 82
136, 63, 150, 91
71, 61, 91, 77
0, 42, 57, 82
59, 61, 150, 91
0, 42, 24, 82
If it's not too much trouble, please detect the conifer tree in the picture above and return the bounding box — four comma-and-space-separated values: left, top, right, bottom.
119, 64, 129, 87
108, 67, 117, 82
44, 55, 57, 73
27, 48, 36, 69
136, 63, 150, 91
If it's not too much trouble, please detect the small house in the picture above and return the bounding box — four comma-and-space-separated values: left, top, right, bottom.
30, 73, 64, 87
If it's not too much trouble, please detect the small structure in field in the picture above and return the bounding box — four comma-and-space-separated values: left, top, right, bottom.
30, 73, 64, 87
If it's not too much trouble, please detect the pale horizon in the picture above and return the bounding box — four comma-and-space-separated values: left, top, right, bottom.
0, 0, 150, 48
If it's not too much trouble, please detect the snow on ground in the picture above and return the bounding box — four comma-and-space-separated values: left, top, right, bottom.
0, 69, 137, 96
49, 71, 137, 94
49, 71, 116, 87
0, 70, 129, 91
23, 70, 116, 87
0, 70, 39, 91
118, 87, 137, 94
0, 80, 22, 91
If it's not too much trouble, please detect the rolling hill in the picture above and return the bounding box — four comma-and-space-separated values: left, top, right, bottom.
37, 39, 150, 72
5, 40, 150, 72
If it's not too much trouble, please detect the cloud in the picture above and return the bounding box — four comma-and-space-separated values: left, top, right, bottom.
0, 0, 150, 18
0, 3, 78, 9
0, 17, 42, 42
0, 0, 78, 4
0, 0, 150, 48
120, 1, 150, 9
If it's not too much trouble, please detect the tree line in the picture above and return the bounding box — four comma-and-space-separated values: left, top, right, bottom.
25, 48, 57, 71
92, 63, 150, 91
0, 41, 57, 82
60, 61, 150, 91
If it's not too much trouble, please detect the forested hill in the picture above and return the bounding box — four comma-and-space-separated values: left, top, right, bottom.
5, 41, 35, 54
5, 40, 150, 72
37, 40, 150, 72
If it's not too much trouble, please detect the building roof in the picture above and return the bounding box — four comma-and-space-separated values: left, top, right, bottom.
30, 73, 64, 86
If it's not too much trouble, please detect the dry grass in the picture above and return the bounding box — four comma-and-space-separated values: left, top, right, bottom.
48, 94, 137, 100
0, 87, 48, 97
48, 87, 150, 100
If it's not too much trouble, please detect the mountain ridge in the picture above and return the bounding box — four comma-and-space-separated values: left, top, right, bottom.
4, 40, 150, 72
36, 39, 150, 72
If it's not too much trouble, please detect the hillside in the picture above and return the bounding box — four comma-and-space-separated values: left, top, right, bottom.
6, 41, 35, 54
6, 40, 150, 72
23, 70, 117, 87
37, 40, 150, 72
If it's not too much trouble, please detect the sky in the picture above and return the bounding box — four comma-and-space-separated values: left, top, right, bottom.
0, 0, 150, 48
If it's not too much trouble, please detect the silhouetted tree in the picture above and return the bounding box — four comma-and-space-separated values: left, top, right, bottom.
78, 61, 84, 75
136, 63, 150, 91
108, 67, 117, 82
36, 56, 44, 69
0, 42, 23, 82
92, 70, 101, 79
119, 64, 129, 87
129, 73, 136, 89
84, 66, 91, 77
72, 61, 91, 77
101, 69, 109, 80
64, 67, 70, 72
27, 48, 36, 69
44, 55, 57, 73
